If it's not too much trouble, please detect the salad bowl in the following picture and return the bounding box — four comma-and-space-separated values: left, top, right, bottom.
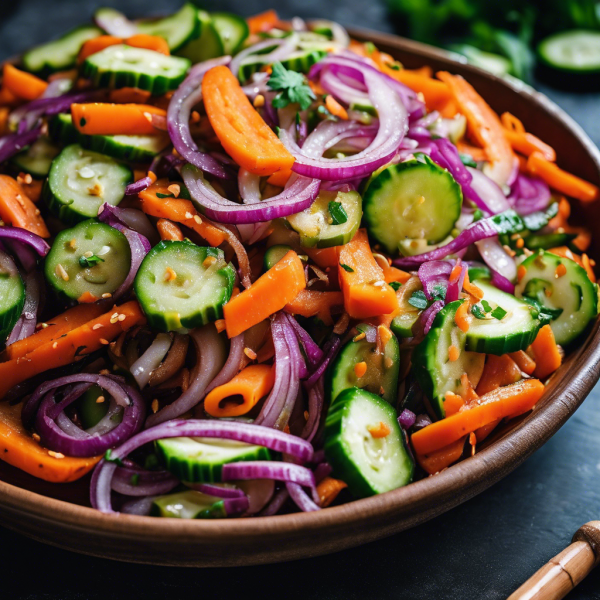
0, 25, 599, 567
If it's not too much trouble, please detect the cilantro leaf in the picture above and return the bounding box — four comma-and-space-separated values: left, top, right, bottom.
491, 306, 507, 320
328, 201, 348, 225
268, 62, 315, 110
471, 304, 487, 319
156, 192, 174, 199
104, 449, 124, 466
389, 281, 402, 291
79, 254, 104, 268
408, 290, 429, 310
431, 283, 447, 301
340, 263, 354, 273
481, 299, 493, 313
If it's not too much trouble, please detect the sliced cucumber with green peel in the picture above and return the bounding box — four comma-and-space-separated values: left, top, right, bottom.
136, 3, 201, 52
134, 241, 235, 332
49, 114, 170, 163
326, 324, 400, 404
449, 44, 512, 77
522, 202, 559, 231
468, 265, 491, 281
522, 232, 578, 251
151, 490, 227, 519
45, 144, 132, 225
177, 10, 224, 63
239, 49, 326, 82
156, 437, 272, 483
466, 281, 541, 354
11, 137, 60, 178
515, 250, 598, 345
264, 244, 292, 271
390, 276, 422, 338
83, 45, 191, 95
78, 384, 109, 429
324, 387, 413, 498
538, 30, 600, 74
211, 12, 249, 55
363, 156, 463, 254
22, 25, 101, 75
44, 219, 131, 301
286, 190, 362, 249
0, 252, 25, 344
413, 300, 485, 419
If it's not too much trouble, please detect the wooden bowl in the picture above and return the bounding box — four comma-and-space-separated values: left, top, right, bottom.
1, 27, 600, 568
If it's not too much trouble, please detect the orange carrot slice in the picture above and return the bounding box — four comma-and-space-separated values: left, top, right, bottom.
2, 64, 47, 101
71, 103, 167, 136
0, 175, 50, 237
284, 289, 344, 326
530, 324, 562, 380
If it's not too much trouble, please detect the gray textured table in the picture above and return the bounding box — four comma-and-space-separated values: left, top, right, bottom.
1, 1, 600, 598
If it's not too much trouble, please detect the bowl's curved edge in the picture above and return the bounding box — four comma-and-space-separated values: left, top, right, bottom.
1, 27, 600, 568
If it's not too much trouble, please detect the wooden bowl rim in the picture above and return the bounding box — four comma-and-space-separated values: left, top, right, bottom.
2, 26, 600, 550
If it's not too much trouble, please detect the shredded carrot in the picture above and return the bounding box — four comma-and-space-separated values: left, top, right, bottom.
509, 350, 537, 376
325, 95, 348, 120
476, 354, 522, 396
2, 64, 47, 101
246, 10, 279, 34
549, 246, 596, 283
156, 218, 184, 241
284, 289, 343, 326
454, 301, 470, 333
456, 141, 488, 162
448, 345, 460, 362
411, 379, 545, 455
77, 291, 99, 304
0, 86, 19, 107
500, 112, 556, 161
202, 65, 295, 177
396, 69, 457, 116
224, 251, 306, 338
204, 364, 275, 417
462, 271, 484, 302
517, 265, 527, 282
354, 361, 368, 378
71, 103, 167, 136
416, 436, 466, 475
527, 152, 599, 202
337, 229, 399, 319
444, 392, 465, 417
317, 476, 347, 508
373, 253, 412, 284
304, 246, 340, 268
0, 175, 49, 237
367, 421, 391, 438
530, 324, 562, 380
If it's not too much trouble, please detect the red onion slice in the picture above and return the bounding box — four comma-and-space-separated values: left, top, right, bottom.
475, 237, 517, 283
508, 172, 552, 215
304, 334, 342, 389
0, 125, 43, 165
94, 7, 138, 37
221, 461, 317, 493
301, 378, 324, 442
421, 299, 445, 335
468, 167, 511, 214
286, 482, 320, 512
6, 270, 42, 345
285, 314, 324, 368
125, 176, 153, 196
398, 408, 417, 430
130, 333, 172, 388
112, 463, 179, 497
203, 333, 244, 397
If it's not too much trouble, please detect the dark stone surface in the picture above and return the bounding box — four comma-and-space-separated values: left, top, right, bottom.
1, 1, 600, 598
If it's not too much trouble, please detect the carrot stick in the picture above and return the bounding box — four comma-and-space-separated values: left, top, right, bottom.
437, 71, 514, 185
2, 64, 47, 101
0, 402, 100, 482
78, 35, 122, 63
504, 129, 556, 162
0, 300, 146, 400
527, 152, 599, 202
444, 392, 465, 417
108, 87, 152, 104
139, 179, 227, 247
337, 229, 399, 319
223, 250, 306, 338
317, 476, 348, 508
456, 140, 488, 162
372, 253, 411, 284
266, 168, 292, 187
416, 436, 466, 475
411, 379, 545, 455
16, 174, 43, 203
202, 65, 295, 177
71, 103, 167, 136
304, 246, 340, 268
476, 354, 522, 396
396, 70, 455, 115
247, 10, 280, 34
509, 350, 537, 375
0, 175, 50, 237
325, 95, 348, 120
157, 218, 184, 241
125, 34, 170, 55
204, 364, 275, 417
530, 324, 562, 380
284, 289, 344, 326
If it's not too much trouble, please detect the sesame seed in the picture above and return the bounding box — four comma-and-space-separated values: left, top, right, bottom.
69, 238, 77, 249
32, 433, 41, 442
516, 238, 525, 249
418, 195, 425, 204
99, 338, 109, 345
193, 214, 202, 224
118, 314, 126, 322
191, 110, 200, 123
92, 323, 103, 330
164, 266, 177, 282
102, 293, 112, 299
99, 369, 110, 375
96, 396, 105, 404
244, 347, 257, 360
34, 208, 40, 215
167, 184, 180, 198
52, 342, 58, 349
48, 450, 65, 459
304, 411, 309, 421
151, 399, 159, 413
203, 256, 217, 268
83, 251, 93, 258
253, 94, 265, 108
185, 211, 193, 219
353, 332, 366, 342
56, 264, 69, 281
110, 315, 119, 324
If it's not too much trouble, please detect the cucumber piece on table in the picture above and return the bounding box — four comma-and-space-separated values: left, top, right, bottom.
466, 281, 541, 354
515, 250, 598, 345
324, 387, 414, 498
413, 300, 485, 419
49, 114, 170, 163
263, 244, 292, 271
11, 137, 60, 178
156, 437, 272, 483
136, 3, 201, 52
82, 45, 191, 95
326, 323, 400, 404
0, 252, 25, 344
538, 30, 600, 74
44, 219, 131, 301
134, 241, 235, 332
177, 10, 224, 63
22, 25, 101, 75
151, 490, 227, 519
211, 12, 249, 56
44, 144, 132, 225
362, 155, 463, 254
286, 190, 362, 249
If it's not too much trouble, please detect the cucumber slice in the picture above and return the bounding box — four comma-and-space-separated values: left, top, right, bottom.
44, 219, 131, 301
136, 3, 201, 52
49, 114, 170, 163
156, 437, 272, 483
522, 232, 578, 251
78, 384, 109, 429
22, 25, 102, 75
134, 241, 235, 332
151, 490, 227, 519
324, 387, 413, 498
413, 300, 485, 419
177, 10, 224, 63
286, 190, 362, 249
363, 156, 463, 254
82, 45, 191, 95
238, 49, 326, 82
522, 202, 559, 231
390, 276, 422, 338
538, 30, 600, 74
515, 250, 598, 345
11, 137, 60, 178
0, 252, 25, 344
449, 44, 512, 77
466, 281, 541, 354
326, 324, 400, 404
264, 244, 292, 271
211, 12, 249, 56
44, 144, 132, 225
468, 265, 492, 281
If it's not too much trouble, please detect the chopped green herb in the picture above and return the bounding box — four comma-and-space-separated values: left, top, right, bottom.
79, 254, 104, 268
340, 263, 354, 273
491, 306, 508, 320
389, 281, 402, 291
431, 283, 447, 301
471, 304, 487, 319
364, 41, 376, 55
472, 209, 484, 222
459, 153, 478, 168
104, 449, 124, 466
130, 473, 140, 486
156, 192, 174, 199
268, 62, 315, 110
328, 201, 348, 225
385, 61, 401, 71
408, 290, 429, 310
481, 299, 493, 313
